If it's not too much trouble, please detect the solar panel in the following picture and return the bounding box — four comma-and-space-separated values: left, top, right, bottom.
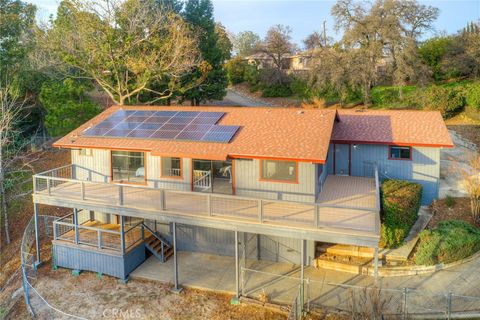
150, 130, 178, 139
83, 110, 239, 143
175, 131, 206, 140
202, 131, 237, 143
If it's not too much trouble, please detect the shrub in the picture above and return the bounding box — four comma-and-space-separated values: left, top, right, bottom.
243, 64, 260, 87
261, 84, 292, 97
465, 82, 480, 110
371, 86, 417, 107
420, 86, 465, 118
380, 179, 422, 248
415, 220, 480, 265
290, 77, 312, 100
445, 195, 456, 208
225, 57, 247, 85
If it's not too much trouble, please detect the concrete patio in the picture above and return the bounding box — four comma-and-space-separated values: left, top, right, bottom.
130, 251, 480, 315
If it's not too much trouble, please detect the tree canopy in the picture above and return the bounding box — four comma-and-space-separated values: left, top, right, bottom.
38, 0, 199, 105
181, 0, 228, 105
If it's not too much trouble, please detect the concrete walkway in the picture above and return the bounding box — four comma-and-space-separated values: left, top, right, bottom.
131, 251, 480, 314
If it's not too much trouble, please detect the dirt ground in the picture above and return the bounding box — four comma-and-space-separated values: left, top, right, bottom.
13, 261, 290, 320
429, 197, 480, 229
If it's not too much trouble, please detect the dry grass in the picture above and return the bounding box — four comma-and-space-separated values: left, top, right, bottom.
9, 261, 288, 320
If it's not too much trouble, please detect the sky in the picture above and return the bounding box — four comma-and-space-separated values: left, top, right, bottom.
32, 0, 480, 46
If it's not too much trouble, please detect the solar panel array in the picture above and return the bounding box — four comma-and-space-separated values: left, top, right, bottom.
82, 110, 240, 143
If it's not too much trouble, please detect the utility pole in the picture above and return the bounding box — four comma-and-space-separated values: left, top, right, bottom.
323, 20, 327, 47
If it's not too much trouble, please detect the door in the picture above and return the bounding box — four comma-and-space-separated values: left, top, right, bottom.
192, 160, 233, 194
334, 144, 350, 175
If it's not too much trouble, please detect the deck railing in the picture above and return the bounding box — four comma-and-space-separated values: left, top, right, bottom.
53, 211, 144, 252
36, 165, 381, 235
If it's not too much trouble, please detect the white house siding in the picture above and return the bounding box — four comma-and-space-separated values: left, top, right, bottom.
234, 159, 317, 203
146, 154, 191, 191
71, 149, 110, 182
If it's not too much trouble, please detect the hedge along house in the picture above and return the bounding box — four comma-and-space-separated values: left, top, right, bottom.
31, 106, 452, 296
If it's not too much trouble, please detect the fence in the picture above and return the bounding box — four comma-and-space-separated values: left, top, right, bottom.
240, 266, 480, 319
20, 214, 88, 319
33, 165, 380, 236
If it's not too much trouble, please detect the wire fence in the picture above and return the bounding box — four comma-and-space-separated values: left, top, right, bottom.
241, 266, 480, 319
20, 214, 88, 319
19, 215, 480, 319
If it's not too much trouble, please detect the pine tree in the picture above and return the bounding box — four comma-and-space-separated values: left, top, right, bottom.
181, 0, 227, 105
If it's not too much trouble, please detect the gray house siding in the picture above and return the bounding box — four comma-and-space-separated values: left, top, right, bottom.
343, 144, 440, 205
234, 159, 316, 203
53, 242, 145, 279
150, 221, 315, 266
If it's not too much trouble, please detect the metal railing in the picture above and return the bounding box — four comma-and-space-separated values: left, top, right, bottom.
52, 212, 144, 252
35, 165, 381, 236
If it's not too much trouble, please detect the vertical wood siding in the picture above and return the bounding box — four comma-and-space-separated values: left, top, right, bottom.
152, 222, 315, 265
234, 159, 316, 203
349, 144, 440, 204
53, 242, 145, 279
71, 149, 110, 182
146, 154, 191, 191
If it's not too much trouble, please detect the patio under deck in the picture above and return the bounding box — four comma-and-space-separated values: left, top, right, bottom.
33, 166, 381, 248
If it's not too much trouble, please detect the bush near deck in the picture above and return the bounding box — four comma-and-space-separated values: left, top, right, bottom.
380, 180, 422, 248
415, 220, 480, 266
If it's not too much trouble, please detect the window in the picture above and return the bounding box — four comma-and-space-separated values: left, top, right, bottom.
260, 160, 297, 183
389, 146, 411, 160
111, 151, 145, 183
161, 157, 182, 178
79, 148, 92, 156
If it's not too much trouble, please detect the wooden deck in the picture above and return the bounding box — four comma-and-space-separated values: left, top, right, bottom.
34, 170, 381, 247
56, 220, 142, 252
317, 176, 377, 209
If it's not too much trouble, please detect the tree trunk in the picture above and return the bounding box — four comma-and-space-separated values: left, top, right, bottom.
471, 196, 480, 222
0, 146, 10, 244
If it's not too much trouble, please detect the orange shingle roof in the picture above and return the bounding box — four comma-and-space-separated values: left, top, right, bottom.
53, 106, 338, 163
332, 110, 454, 147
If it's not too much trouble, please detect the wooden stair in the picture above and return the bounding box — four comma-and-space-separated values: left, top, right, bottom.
144, 233, 173, 263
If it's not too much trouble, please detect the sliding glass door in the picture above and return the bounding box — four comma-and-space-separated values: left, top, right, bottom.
192, 159, 232, 195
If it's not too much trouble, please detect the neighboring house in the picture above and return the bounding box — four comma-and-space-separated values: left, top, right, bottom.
244, 51, 392, 76
31, 106, 452, 295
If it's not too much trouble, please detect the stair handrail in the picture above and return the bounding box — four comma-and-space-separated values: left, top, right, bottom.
141, 222, 168, 260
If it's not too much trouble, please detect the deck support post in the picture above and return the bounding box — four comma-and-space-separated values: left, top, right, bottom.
235, 230, 240, 299
300, 239, 305, 314
373, 246, 379, 281
34, 203, 41, 267
89, 210, 94, 221
120, 216, 125, 255
171, 222, 182, 293
73, 208, 79, 244
256, 234, 260, 260
300, 239, 305, 283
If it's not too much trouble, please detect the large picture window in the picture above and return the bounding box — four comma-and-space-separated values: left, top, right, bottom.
260, 160, 297, 183
389, 146, 412, 160
111, 151, 145, 183
161, 157, 182, 178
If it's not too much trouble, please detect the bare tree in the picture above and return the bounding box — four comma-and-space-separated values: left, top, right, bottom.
36, 0, 199, 105
460, 155, 480, 222
0, 81, 25, 244
258, 24, 296, 72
